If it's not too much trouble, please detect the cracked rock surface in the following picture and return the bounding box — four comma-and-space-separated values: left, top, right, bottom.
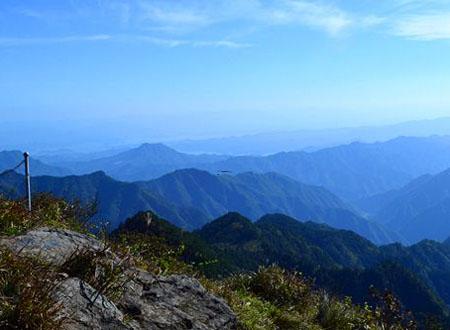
0, 228, 237, 330
119, 269, 236, 329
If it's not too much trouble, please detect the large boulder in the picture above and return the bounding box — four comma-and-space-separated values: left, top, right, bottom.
120, 269, 236, 329
0, 228, 237, 330
0, 227, 104, 265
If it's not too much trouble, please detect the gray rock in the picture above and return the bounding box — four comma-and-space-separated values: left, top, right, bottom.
119, 269, 237, 330
0, 228, 237, 330
54, 277, 130, 330
0, 227, 104, 265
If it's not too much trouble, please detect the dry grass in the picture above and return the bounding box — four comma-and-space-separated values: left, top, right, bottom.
0, 250, 64, 329
0, 194, 94, 236
60, 247, 132, 304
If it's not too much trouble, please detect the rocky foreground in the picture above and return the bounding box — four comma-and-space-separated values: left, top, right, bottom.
0, 227, 237, 330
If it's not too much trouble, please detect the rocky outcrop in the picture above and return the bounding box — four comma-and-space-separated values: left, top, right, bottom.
0, 228, 237, 330
53, 278, 130, 330
0, 227, 104, 265
120, 269, 236, 329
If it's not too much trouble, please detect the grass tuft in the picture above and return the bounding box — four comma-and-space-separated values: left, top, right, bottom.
0, 250, 64, 330
0, 194, 94, 236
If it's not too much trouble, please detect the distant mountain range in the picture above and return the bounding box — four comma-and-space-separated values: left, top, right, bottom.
357, 168, 450, 243
6, 134, 450, 244
40, 136, 450, 201
168, 117, 450, 155
117, 211, 450, 323
35, 146, 131, 164
54, 143, 227, 181
203, 136, 450, 201
0, 169, 399, 244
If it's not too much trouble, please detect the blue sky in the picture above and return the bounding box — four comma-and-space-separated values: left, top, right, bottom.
1, 0, 450, 147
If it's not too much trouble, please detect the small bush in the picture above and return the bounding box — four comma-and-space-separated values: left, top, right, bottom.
316, 294, 369, 330
370, 287, 417, 330
203, 266, 422, 330
115, 232, 196, 276
202, 278, 279, 330
241, 266, 313, 307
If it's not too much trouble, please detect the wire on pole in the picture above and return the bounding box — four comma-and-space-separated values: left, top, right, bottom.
0, 160, 25, 176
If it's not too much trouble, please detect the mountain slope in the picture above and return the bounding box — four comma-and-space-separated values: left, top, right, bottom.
0, 171, 205, 230
139, 169, 400, 244
381, 240, 450, 304
358, 168, 450, 243
354, 174, 434, 216
197, 213, 382, 271
198, 213, 450, 319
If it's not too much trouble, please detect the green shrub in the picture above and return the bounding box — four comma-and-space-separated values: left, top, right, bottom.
316, 294, 368, 330
115, 232, 196, 276
203, 266, 420, 330
202, 277, 279, 330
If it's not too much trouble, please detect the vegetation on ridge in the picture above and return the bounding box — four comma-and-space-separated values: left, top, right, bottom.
0, 195, 437, 329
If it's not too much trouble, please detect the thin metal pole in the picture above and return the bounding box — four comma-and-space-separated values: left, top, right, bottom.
24, 152, 32, 212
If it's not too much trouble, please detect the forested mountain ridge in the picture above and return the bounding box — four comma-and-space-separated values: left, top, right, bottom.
0, 170, 205, 230
1, 196, 438, 330
118, 211, 450, 325
139, 169, 397, 243
0, 169, 399, 244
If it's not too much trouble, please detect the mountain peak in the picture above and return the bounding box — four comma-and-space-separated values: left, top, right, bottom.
85, 171, 109, 178
137, 143, 178, 153
198, 212, 260, 245
257, 213, 299, 226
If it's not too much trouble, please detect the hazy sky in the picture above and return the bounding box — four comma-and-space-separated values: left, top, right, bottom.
1, 0, 450, 148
